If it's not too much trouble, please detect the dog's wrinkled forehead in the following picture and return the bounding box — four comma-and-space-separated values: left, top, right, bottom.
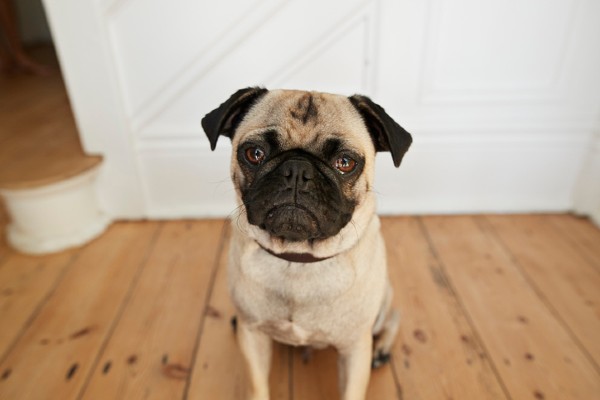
233, 90, 373, 152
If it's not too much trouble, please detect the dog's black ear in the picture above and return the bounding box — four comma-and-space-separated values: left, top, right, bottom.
348, 95, 412, 168
202, 87, 268, 150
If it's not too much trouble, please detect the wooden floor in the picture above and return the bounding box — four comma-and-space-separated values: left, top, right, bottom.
0, 46, 101, 190
0, 215, 599, 399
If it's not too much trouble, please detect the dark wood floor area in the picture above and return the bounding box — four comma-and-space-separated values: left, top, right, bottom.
0, 215, 599, 399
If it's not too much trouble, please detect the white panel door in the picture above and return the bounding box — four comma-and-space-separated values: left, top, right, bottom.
43, 0, 600, 218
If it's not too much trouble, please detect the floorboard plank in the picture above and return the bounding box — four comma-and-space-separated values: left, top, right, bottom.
548, 214, 600, 272
423, 216, 600, 400
383, 217, 506, 400
0, 250, 76, 360
487, 214, 600, 367
80, 220, 225, 400
0, 222, 159, 400
292, 347, 340, 400
290, 330, 400, 400
186, 223, 291, 400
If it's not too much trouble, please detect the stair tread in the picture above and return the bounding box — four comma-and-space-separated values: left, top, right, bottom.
0, 46, 103, 191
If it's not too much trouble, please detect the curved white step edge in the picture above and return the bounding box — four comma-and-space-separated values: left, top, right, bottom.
0, 164, 112, 255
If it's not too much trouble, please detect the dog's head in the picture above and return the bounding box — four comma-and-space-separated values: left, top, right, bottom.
202, 88, 411, 257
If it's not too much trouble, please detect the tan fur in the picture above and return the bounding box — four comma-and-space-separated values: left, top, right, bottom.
225, 90, 399, 400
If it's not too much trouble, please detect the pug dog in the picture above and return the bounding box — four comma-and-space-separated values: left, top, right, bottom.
202, 87, 412, 400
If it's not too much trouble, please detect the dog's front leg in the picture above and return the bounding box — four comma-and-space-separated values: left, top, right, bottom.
337, 331, 373, 400
237, 320, 272, 400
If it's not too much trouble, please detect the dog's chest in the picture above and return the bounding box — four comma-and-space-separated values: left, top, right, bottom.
257, 318, 327, 347
230, 249, 382, 347
251, 297, 351, 348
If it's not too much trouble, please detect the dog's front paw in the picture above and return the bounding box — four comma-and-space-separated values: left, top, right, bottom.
371, 350, 391, 369
371, 307, 400, 369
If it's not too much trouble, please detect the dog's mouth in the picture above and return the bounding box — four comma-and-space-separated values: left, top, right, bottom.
258, 204, 321, 242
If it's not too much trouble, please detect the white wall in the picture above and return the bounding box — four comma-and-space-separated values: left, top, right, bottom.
44, 0, 600, 219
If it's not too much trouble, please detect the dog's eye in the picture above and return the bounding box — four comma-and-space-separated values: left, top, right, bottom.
334, 155, 357, 174
245, 147, 266, 165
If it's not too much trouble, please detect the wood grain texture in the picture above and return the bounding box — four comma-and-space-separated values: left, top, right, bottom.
548, 214, 600, 272
0, 222, 160, 399
291, 346, 340, 400
1, 214, 599, 399
80, 220, 225, 399
383, 217, 507, 400
487, 214, 600, 367
0, 250, 76, 359
423, 215, 600, 400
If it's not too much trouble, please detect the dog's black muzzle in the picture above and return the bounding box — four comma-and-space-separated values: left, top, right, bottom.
243, 151, 353, 242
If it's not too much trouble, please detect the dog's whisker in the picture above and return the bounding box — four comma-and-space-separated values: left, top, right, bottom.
227, 206, 251, 236
366, 189, 382, 196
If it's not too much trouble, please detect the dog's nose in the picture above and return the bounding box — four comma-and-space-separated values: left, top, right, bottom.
282, 159, 314, 190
